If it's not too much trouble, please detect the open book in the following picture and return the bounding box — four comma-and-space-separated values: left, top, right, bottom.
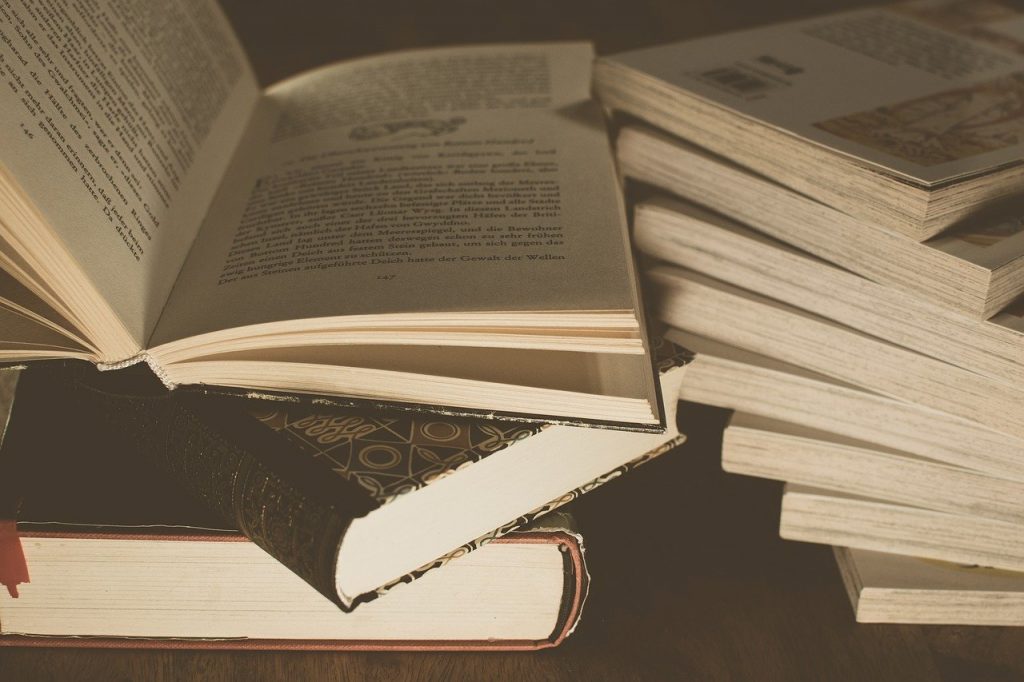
0, 2, 662, 429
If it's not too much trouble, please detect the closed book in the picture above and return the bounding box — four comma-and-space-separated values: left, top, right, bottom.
722, 412, 1024, 526
1, 337, 689, 611
595, 1, 1024, 241
834, 546, 1024, 626
648, 266, 1024, 440
780, 485, 1024, 574
0, 399, 588, 650
669, 329, 1024, 482
617, 123, 1024, 321
632, 193, 1024, 382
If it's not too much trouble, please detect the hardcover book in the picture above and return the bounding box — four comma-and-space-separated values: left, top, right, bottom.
1, 337, 690, 610
0, 385, 589, 649
0, 0, 664, 429
595, 0, 1024, 240
1, 526, 587, 650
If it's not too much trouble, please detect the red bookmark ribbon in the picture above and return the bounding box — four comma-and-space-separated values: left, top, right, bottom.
0, 520, 28, 598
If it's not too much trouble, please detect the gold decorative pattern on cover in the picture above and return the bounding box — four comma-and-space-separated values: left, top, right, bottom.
652, 333, 693, 371
250, 408, 544, 504
249, 337, 688, 505
368, 435, 683, 602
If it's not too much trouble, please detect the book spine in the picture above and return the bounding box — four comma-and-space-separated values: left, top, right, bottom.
26, 361, 376, 610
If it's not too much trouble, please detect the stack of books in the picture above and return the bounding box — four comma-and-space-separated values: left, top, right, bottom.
595, 0, 1024, 626
0, 333, 690, 649
0, 1, 690, 650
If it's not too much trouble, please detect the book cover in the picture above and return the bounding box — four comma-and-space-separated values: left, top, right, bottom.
607, 2, 1024, 185
0, 336, 690, 610
0, 408, 588, 650
596, 0, 1024, 239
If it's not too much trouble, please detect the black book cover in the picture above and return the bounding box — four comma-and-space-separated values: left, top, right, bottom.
0, 361, 378, 610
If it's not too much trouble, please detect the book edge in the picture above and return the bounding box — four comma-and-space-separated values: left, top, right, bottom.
0, 530, 586, 651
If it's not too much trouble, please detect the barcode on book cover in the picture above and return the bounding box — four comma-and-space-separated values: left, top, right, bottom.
699, 67, 779, 97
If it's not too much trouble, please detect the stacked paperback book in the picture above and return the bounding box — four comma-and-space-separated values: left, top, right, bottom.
596, 0, 1024, 626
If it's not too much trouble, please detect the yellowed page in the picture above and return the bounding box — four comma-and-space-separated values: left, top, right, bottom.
0, 0, 259, 346
0, 267, 88, 343
151, 43, 637, 346
0, 306, 88, 355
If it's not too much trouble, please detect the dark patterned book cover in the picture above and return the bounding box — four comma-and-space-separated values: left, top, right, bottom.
0, 336, 691, 610
248, 335, 691, 507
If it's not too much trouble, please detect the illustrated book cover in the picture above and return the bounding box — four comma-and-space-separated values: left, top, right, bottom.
596, 0, 1024, 240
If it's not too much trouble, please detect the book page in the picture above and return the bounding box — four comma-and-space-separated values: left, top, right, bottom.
0, 267, 86, 342
0, 305, 88, 354
0, 0, 259, 345
609, 1, 1024, 184
151, 43, 638, 346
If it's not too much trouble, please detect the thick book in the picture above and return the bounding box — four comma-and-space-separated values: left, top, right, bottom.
0, 398, 588, 650
649, 264, 1024, 440
722, 412, 1024, 526
1, 337, 690, 610
595, 0, 1024, 241
1, 527, 586, 650
780, 485, 1024, 574
0, 1, 664, 430
633, 194, 1024, 384
618, 125, 1024, 320
670, 330, 1024, 482
834, 546, 1024, 626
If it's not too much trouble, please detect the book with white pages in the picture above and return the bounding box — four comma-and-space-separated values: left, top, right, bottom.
834, 546, 1024, 626
722, 412, 1024, 526
618, 124, 1024, 320
781, 485, 1024, 574
668, 329, 1024, 483
649, 265, 1024, 439
633, 195, 1024, 386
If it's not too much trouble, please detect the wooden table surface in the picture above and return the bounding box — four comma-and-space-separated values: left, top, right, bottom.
4, 1, 1024, 679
